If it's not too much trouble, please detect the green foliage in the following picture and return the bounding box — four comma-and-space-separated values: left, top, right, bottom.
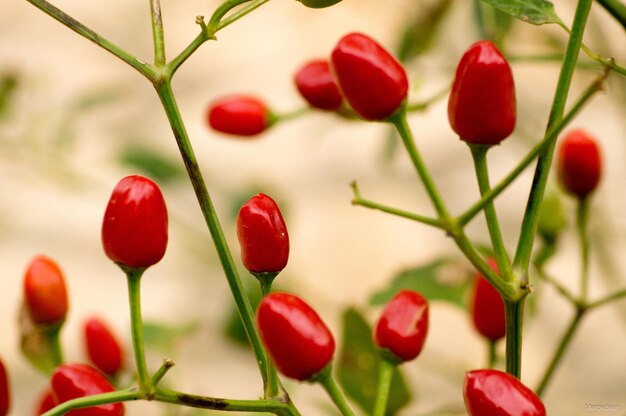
223, 283, 262, 346
474, 0, 515, 48
336, 308, 411, 415
0, 73, 18, 119
480, 0, 563, 26
143, 321, 198, 353
119, 145, 185, 184
397, 0, 453, 62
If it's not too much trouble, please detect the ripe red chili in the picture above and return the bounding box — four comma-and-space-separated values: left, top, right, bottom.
557, 129, 602, 198
23, 255, 69, 325
470, 259, 505, 342
207, 95, 271, 136
0, 358, 9, 416
51, 363, 124, 416
331, 32, 408, 120
257, 292, 335, 381
298, 0, 343, 8
237, 193, 289, 274
102, 175, 168, 269
84, 317, 124, 377
374, 290, 429, 362
464, 369, 546, 416
448, 40, 516, 145
35, 389, 56, 415
294, 59, 343, 111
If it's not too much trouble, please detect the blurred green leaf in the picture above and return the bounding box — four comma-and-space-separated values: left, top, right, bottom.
143, 321, 198, 353
480, 0, 563, 26
337, 308, 411, 415
119, 145, 185, 184
474, 0, 515, 48
19, 303, 59, 375
370, 258, 471, 308
223, 282, 263, 346
0, 73, 18, 119
397, 0, 453, 62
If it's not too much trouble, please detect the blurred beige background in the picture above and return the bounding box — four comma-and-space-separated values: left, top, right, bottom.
1, 0, 625, 414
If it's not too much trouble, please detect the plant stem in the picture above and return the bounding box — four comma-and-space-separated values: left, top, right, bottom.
151, 358, 175, 387
42, 390, 141, 416
317, 368, 356, 416
576, 197, 590, 300
405, 85, 450, 112
46, 325, 64, 367
126, 267, 151, 392
513, 0, 593, 275
373, 359, 395, 416
504, 299, 524, 378
487, 340, 498, 368
218, 0, 271, 30
597, 0, 626, 30
150, 0, 166, 66
588, 288, 626, 309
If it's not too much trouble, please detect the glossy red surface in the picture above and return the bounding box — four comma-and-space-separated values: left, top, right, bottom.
374, 290, 429, 362
471, 259, 505, 342
51, 363, 124, 416
84, 317, 124, 377
23, 255, 69, 325
331, 32, 408, 120
0, 359, 9, 416
35, 389, 56, 415
294, 59, 343, 110
207, 95, 269, 136
237, 193, 289, 274
448, 40, 516, 145
557, 129, 602, 198
257, 292, 335, 380
101, 175, 168, 269
464, 369, 546, 416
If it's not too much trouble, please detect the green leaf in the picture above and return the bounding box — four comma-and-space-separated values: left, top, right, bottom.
0, 72, 18, 119
336, 308, 411, 415
369, 258, 471, 308
223, 283, 263, 346
143, 321, 198, 353
397, 0, 453, 62
118, 145, 185, 184
474, 0, 515, 48
479, 0, 563, 26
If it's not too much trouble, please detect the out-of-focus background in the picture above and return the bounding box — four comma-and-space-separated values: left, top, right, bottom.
1, 0, 625, 414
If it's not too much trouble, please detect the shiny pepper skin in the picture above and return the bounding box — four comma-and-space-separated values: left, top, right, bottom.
294, 59, 343, 111
470, 259, 505, 342
464, 369, 546, 416
207, 95, 271, 136
557, 129, 602, 198
51, 363, 124, 416
0, 358, 9, 416
448, 40, 516, 145
374, 290, 429, 362
257, 292, 335, 380
102, 175, 168, 269
23, 255, 69, 325
237, 193, 289, 274
331, 32, 408, 120
35, 389, 56, 415
298, 0, 343, 8
84, 317, 124, 377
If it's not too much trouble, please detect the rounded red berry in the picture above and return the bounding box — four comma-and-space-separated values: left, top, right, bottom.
102, 175, 168, 269
0, 359, 9, 416
448, 40, 516, 145
294, 59, 343, 111
464, 369, 546, 416
257, 292, 335, 381
23, 255, 69, 325
331, 32, 408, 120
84, 317, 124, 377
237, 193, 289, 274
557, 129, 602, 198
374, 290, 429, 362
51, 363, 124, 416
470, 259, 505, 342
35, 389, 56, 415
207, 95, 271, 136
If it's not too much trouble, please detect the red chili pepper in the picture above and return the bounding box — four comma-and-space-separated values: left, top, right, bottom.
23, 255, 69, 325
207, 95, 271, 136
102, 175, 168, 269
294, 59, 343, 111
557, 129, 602, 198
35, 389, 56, 415
51, 363, 124, 416
331, 32, 408, 120
464, 369, 546, 416
84, 317, 124, 378
237, 193, 289, 274
0, 358, 9, 416
470, 259, 505, 342
257, 292, 335, 380
448, 40, 516, 145
374, 290, 429, 362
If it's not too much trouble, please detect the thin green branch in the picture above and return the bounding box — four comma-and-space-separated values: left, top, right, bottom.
218, 0, 271, 31
317, 368, 356, 416
504, 299, 524, 378
151, 359, 175, 387
42, 390, 141, 416
373, 359, 395, 416
576, 198, 590, 300
588, 288, 626, 309
597, 0, 626, 30
537, 270, 578, 305
125, 268, 151, 392
406, 85, 450, 112
150, 0, 167, 66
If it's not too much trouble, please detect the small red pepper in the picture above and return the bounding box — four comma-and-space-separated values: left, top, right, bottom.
557, 129, 602, 198
23, 255, 69, 325
448, 40, 516, 145
102, 175, 168, 270
257, 292, 335, 381
207, 95, 271, 136
470, 259, 505, 342
237, 193, 289, 274
464, 369, 546, 416
294, 59, 343, 111
35, 389, 56, 415
84, 317, 124, 378
0, 358, 9, 416
51, 363, 124, 416
331, 32, 408, 120
374, 290, 429, 362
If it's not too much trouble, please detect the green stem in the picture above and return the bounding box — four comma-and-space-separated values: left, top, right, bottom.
42, 390, 141, 416
46, 325, 64, 367
208, 0, 253, 34
150, 0, 166, 66
373, 359, 395, 416
504, 299, 524, 378
151, 358, 175, 387
126, 267, 151, 392
576, 197, 590, 300
405, 85, 450, 112
317, 367, 356, 416
487, 340, 498, 368
537, 270, 578, 305
154, 80, 270, 392
588, 288, 626, 309
597, 0, 626, 30
217, 0, 271, 30
254, 272, 281, 398
513, 0, 593, 275
470, 144, 513, 278
24, 0, 157, 81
